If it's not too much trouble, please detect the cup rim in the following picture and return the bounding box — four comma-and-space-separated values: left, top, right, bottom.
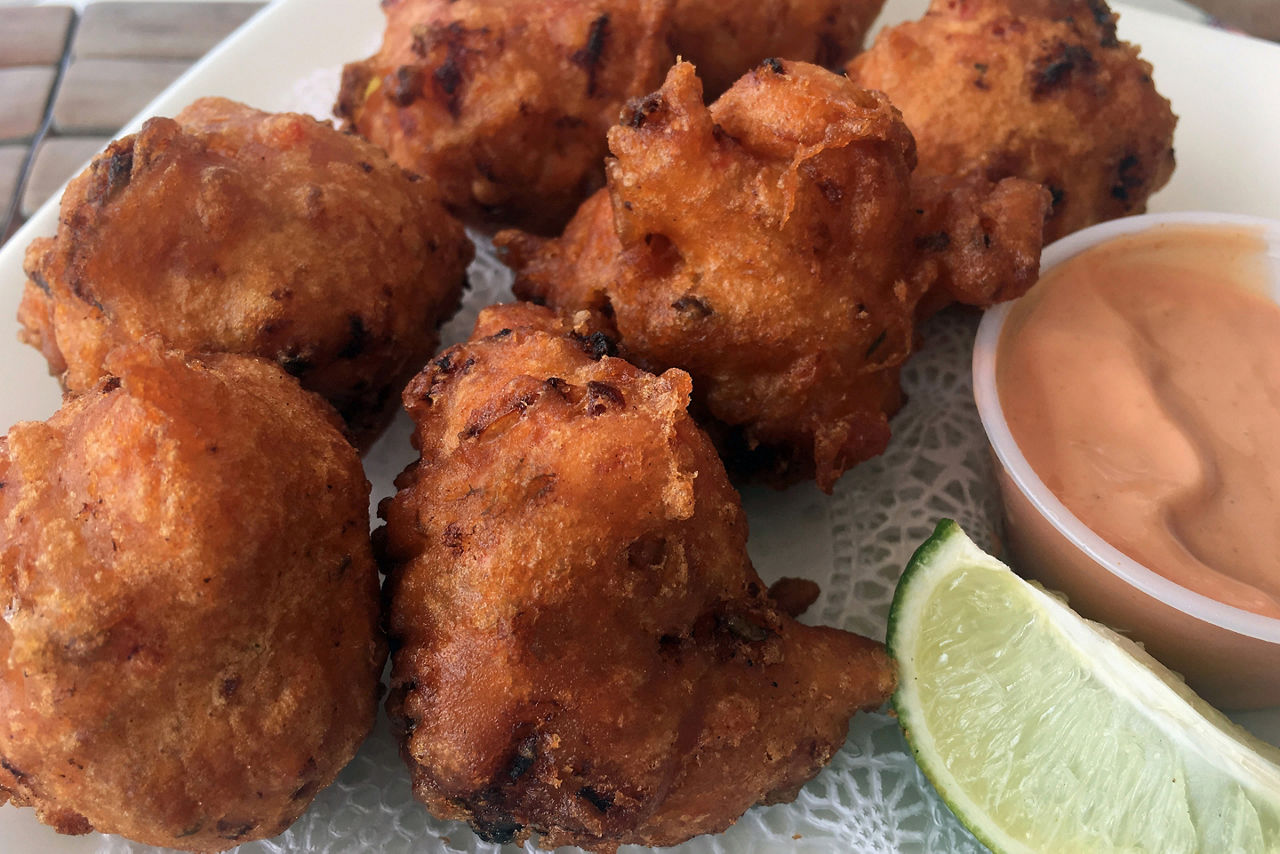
973, 211, 1280, 643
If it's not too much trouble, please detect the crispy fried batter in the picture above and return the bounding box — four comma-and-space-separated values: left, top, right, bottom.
669, 0, 887, 97
498, 61, 1046, 491
0, 342, 385, 852
336, 0, 897, 233
336, 0, 677, 234
847, 0, 1177, 242
18, 97, 472, 448
911, 171, 1051, 315
380, 303, 895, 852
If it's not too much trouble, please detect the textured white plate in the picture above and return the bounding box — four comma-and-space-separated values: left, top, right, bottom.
3, 0, 1280, 852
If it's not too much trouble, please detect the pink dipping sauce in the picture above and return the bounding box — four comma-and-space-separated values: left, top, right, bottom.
997, 225, 1280, 619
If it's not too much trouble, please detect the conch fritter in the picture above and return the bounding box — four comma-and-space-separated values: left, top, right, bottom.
498, 61, 1047, 491
0, 342, 385, 851
669, 0, 887, 97
336, 0, 894, 233
847, 0, 1177, 241
19, 97, 473, 447
380, 303, 895, 852
336, 0, 676, 234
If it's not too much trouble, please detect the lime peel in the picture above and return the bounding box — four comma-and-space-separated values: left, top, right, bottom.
889, 520, 1280, 854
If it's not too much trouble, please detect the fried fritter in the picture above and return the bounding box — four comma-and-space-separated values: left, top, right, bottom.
911, 170, 1052, 315
380, 303, 895, 852
847, 0, 1177, 242
18, 97, 472, 448
336, 0, 676, 234
0, 341, 385, 852
669, 0, 887, 97
498, 61, 1047, 491
336, 0, 896, 233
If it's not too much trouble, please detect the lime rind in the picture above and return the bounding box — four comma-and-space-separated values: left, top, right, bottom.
889, 520, 1280, 854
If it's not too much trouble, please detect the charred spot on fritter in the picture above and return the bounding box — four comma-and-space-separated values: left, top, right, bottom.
507, 735, 538, 782
214, 819, 255, 841
1, 757, 28, 782
87, 141, 135, 208
459, 790, 525, 846
671, 294, 712, 318
1047, 183, 1066, 211
816, 177, 844, 204
336, 63, 373, 121
579, 786, 614, 813
915, 231, 951, 253
387, 65, 422, 107
26, 267, 51, 295
570, 330, 617, 360
864, 329, 888, 359
280, 354, 314, 378
1109, 153, 1145, 205
973, 62, 990, 90
424, 22, 470, 118
290, 779, 320, 803
441, 522, 465, 553
543, 376, 572, 400
623, 92, 666, 128
338, 314, 369, 359
433, 353, 476, 377
718, 612, 772, 644
1029, 41, 1098, 99
571, 14, 611, 97
585, 381, 625, 415
1086, 0, 1120, 47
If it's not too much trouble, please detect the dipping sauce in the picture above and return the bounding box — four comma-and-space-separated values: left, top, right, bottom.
997, 225, 1280, 619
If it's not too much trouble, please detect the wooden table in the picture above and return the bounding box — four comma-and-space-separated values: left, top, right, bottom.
0, 1, 263, 241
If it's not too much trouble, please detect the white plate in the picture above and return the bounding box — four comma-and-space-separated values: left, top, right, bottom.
2, 1, 1280, 851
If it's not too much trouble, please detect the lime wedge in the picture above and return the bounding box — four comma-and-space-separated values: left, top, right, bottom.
889, 520, 1280, 854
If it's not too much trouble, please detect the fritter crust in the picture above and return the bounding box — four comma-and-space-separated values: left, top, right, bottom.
336, 0, 677, 234
0, 342, 385, 851
336, 0, 895, 233
669, 0, 887, 97
498, 61, 1047, 491
18, 97, 473, 448
380, 303, 895, 852
847, 0, 1177, 241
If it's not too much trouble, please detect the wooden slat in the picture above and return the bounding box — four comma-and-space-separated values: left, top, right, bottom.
0, 66, 58, 143
74, 1, 264, 60
21, 136, 111, 218
52, 58, 190, 135
0, 145, 29, 222
0, 6, 74, 68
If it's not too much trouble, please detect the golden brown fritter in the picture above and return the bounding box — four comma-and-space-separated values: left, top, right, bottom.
847, 0, 1177, 242
911, 170, 1052, 315
336, 0, 676, 234
669, 0, 887, 97
18, 97, 473, 448
336, 0, 897, 233
498, 61, 1047, 491
0, 341, 385, 852
380, 303, 895, 852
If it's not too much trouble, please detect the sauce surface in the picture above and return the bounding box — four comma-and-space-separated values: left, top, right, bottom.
998, 225, 1280, 618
